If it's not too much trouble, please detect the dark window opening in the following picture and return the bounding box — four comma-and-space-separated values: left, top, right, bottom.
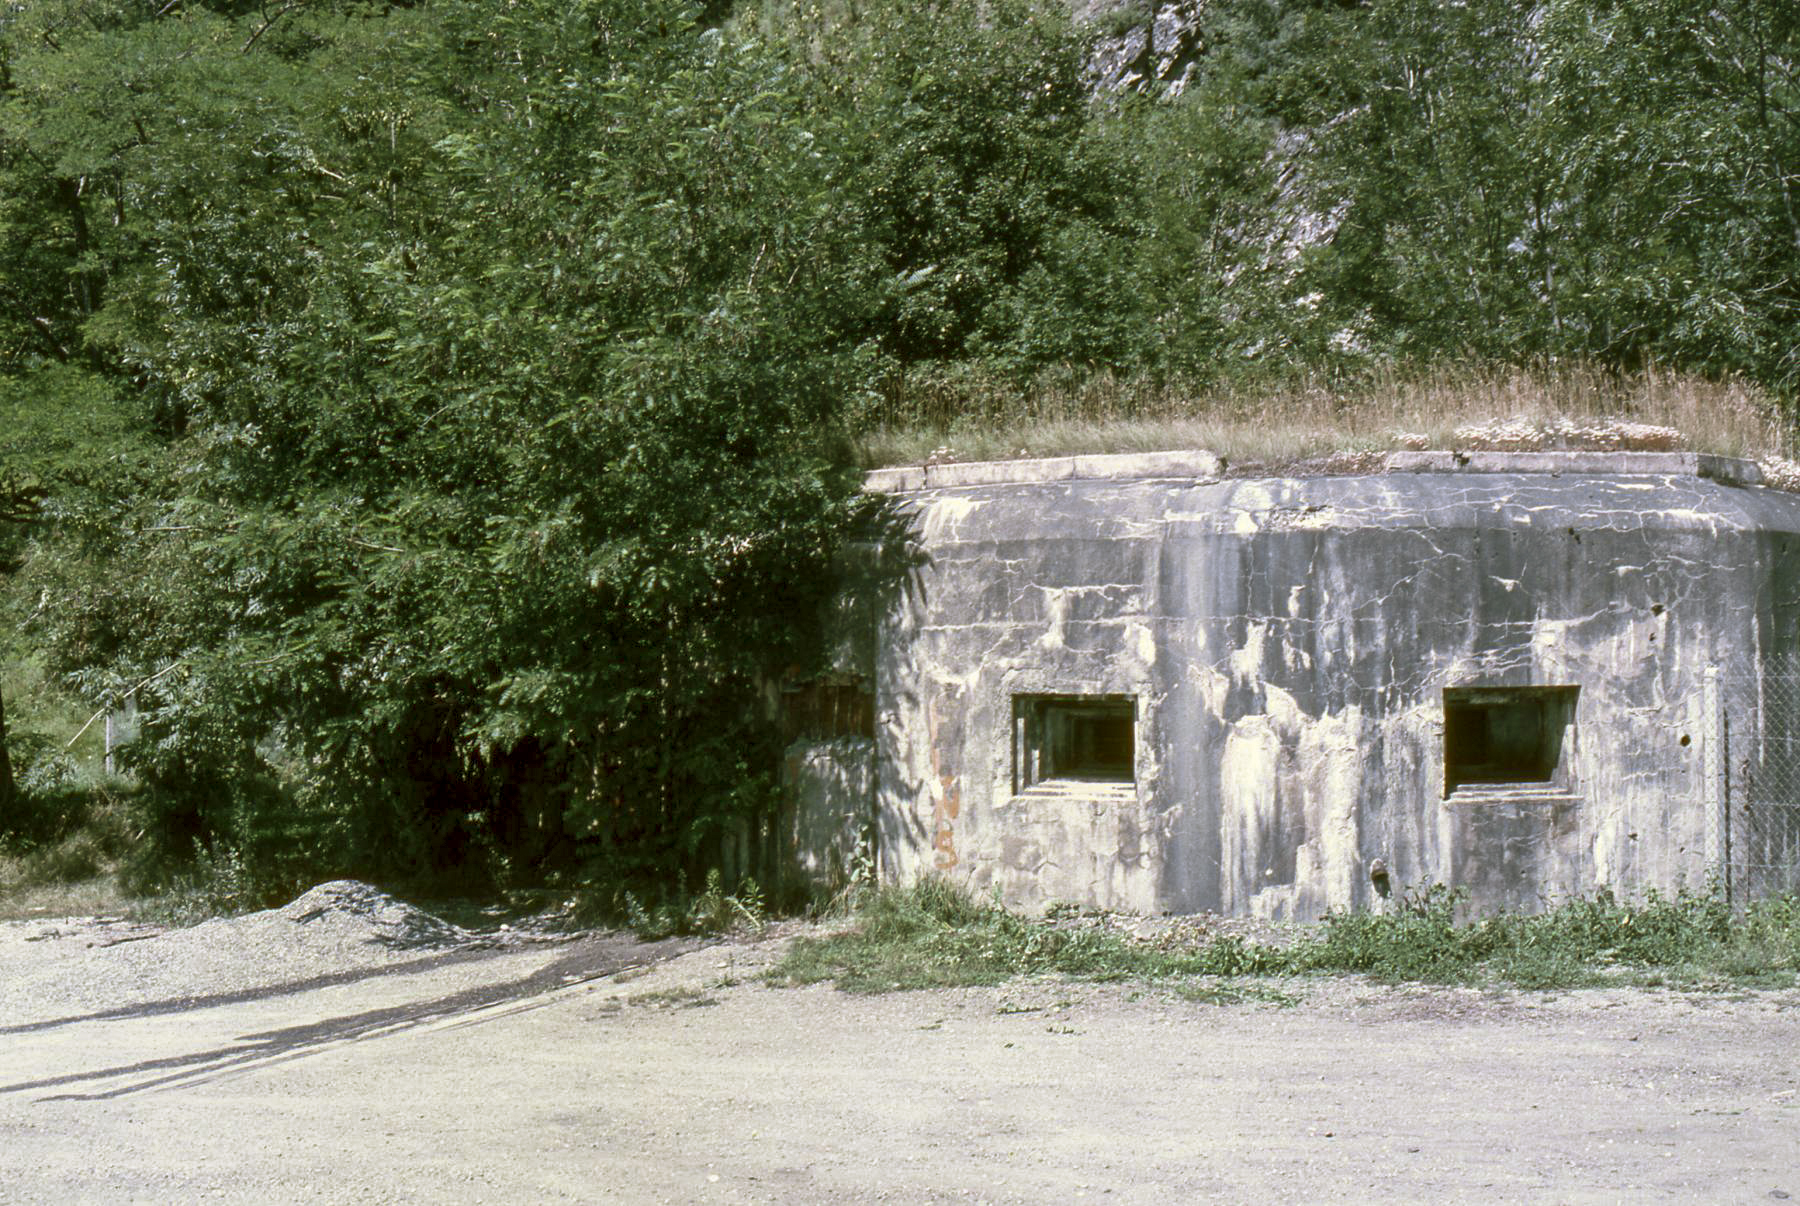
1444, 685, 1578, 795
780, 679, 874, 742
1013, 695, 1136, 792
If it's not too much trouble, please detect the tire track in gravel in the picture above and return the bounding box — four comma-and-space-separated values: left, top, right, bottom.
1, 932, 704, 1102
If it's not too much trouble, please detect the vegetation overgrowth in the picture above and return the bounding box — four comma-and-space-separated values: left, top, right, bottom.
770, 879, 1800, 993
857, 362, 1796, 469
2, 0, 1798, 905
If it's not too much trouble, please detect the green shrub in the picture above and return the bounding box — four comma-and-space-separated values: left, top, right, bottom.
0, 778, 135, 887
129, 843, 264, 927
770, 876, 1276, 991
769, 878, 1800, 994
1300, 883, 1482, 982
611, 868, 771, 940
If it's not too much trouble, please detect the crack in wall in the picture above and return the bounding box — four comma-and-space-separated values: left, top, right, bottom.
831, 471, 1800, 916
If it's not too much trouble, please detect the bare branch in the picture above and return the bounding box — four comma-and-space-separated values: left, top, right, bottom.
242, 0, 303, 54
65, 661, 186, 751
27, 315, 70, 361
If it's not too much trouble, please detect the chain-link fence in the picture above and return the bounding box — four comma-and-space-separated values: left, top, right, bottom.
1707, 666, 1800, 904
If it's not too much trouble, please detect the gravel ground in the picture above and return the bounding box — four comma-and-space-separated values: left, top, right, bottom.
3, 884, 1798, 1203
0, 881, 586, 1025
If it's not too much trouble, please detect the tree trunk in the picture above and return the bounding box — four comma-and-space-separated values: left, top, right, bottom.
0, 687, 15, 819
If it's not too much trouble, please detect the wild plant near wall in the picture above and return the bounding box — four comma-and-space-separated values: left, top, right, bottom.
772, 880, 1800, 992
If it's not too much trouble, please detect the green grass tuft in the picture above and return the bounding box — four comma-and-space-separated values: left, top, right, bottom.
769, 877, 1299, 992
767, 877, 1800, 994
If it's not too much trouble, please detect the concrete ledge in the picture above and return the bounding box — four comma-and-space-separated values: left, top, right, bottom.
863, 449, 1226, 493
1443, 786, 1583, 806
1010, 780, 1142, 806
1382, 450, 1764, 486
864, 448, 1768, 493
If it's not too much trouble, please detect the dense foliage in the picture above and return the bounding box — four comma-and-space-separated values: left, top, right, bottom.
5, 0, 887, 895
2, 0, 1797, 898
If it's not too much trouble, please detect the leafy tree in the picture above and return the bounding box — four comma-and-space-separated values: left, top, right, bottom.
0, 365, 145, 817
1180, 0, 1800, 385
791, 0, 1149, 381
1537, 0, 1800, 384
19, 0, 883, 892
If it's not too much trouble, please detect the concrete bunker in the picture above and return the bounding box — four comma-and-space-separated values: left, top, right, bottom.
788, 449, 1800, 918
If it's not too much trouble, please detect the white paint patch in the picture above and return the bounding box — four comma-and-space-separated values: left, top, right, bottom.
1194, 664, 1230, 720
1229, 622, 1268, 686
1125, 620, 1157, 669
1036, 589, 1068, 651
1654, 508, 1722, 533
1219, 715, 1280, 916
921, 495, 984, 542
1261, 682, 1303, 731
1283, 641, 1315, 675
1316, 705, 1365, 911
1216, 696, 1368, 921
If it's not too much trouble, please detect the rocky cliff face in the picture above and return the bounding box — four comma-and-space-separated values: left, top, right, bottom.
1076, 0, 1209, 96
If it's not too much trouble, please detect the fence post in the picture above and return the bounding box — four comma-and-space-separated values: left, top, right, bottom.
1703, 666, 1726, 896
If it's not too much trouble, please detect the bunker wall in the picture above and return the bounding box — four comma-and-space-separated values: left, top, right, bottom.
854, 469, 1800, 919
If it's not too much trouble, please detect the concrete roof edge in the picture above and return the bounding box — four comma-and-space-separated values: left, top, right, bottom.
863, 449, 1769, 493
862, 449, 1225, 493
1381, 450, 1764, 486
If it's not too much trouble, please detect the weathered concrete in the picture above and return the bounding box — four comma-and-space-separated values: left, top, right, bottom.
1381, 449, 1764, 487
804, 451, 1800, 919
862, 448, 1224, 494
782, 737, 874, 888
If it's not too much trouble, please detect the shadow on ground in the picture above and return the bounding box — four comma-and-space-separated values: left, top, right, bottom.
0, 933, 702, 1102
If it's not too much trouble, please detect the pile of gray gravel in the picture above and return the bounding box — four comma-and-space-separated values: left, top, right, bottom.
0, 881, 485, 1025
255, 879, 474, 951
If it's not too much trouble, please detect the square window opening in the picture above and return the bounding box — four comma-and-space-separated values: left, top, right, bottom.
1013, 695, 1136, 793
1444, 685, 1578, 796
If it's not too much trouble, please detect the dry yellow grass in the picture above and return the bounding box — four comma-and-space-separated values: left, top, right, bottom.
856, 363, 1794, 471
0, 873, 131, 922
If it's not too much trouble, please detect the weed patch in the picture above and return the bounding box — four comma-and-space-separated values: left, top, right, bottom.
127, 844, 266, 927
1170, 980, 1301, 1008
601, 868, 770, 941
771, 879, 1163, 991
767, 879, 1800, 994
769, 879, 1297, 992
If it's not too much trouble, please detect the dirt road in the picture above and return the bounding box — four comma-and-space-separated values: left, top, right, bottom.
1, 897, 1796, 1203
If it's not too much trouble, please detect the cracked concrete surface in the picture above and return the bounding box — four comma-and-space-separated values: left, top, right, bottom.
797, 455, 1800, 918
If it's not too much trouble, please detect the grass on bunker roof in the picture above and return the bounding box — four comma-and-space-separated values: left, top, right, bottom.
851, 362, 1796, 473
767, 879, 1800, 994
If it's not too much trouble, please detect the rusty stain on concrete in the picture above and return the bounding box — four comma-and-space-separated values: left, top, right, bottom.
928, 694, 962, 870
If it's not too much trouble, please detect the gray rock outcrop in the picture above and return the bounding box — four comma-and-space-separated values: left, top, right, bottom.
1078, 0, 1209, 96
